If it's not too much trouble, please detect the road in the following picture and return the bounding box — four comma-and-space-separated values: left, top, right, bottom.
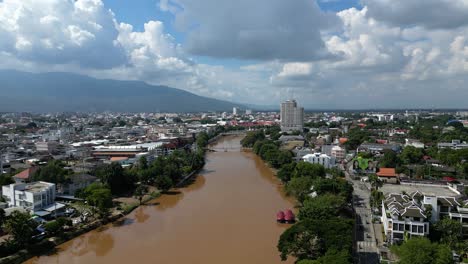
342, 163, 380, 264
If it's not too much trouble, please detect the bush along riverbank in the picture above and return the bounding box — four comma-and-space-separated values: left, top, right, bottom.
0, 128, 234, 264
241, 128, 355, 264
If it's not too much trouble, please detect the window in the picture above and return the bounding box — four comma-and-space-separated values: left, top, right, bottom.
393, 223, 398, 230
399, 224, 405, 231
418, 226, 424, 233
414, 217, 420, 221
405, 224, 410, 231
412, 225, 417, 232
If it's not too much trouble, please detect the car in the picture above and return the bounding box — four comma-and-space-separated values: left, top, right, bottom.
32, 232, 46, 241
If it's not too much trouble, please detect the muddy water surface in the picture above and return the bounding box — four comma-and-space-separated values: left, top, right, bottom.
25, 136, 295, 264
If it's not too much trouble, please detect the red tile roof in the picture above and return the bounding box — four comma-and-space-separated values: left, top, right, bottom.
13, 167, 38, 180
377, 168, 397, 177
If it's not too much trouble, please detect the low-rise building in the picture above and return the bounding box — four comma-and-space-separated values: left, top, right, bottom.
405, 139, 425, 149
302, 153, 336, 169
331, 145, 346, 161
377, 168, 398, 184
437, 140, 468, 150
57, 174, 99, 196
35, 141, 58, 153
12, 167, 38, 183
381, 192, 430, 244
2, 181, 65, 217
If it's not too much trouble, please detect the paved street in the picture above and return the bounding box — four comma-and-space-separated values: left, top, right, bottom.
343, 164, 380, 264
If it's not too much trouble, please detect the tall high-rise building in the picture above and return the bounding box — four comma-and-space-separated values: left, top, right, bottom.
233, 107, 238, 115
280, 100, 304, 132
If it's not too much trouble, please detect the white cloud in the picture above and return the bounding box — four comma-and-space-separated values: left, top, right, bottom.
159, 0, 340, 61
362, 0, 468, 29
1, 0, 468, 109
0, 0, 125, 68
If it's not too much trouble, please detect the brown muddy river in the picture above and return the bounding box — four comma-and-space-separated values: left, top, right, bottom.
25, 136, 295, 264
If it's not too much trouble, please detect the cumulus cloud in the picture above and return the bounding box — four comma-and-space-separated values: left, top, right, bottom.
362, 0, 468, 29
2, 0, 468, 109
159, 0, 340, 61
0, 0, 126, 68
263, 5, 468, 108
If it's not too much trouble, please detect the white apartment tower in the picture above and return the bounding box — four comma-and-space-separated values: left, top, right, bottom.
280, 100, 304, 132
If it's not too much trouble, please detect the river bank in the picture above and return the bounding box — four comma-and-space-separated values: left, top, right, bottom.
1, 134, 226, 264
24, 135, 294, 264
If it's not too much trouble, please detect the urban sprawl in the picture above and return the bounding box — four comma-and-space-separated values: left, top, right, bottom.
1, 103, 468, 263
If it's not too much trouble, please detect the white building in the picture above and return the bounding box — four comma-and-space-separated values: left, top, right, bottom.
331, 145, 346, 160
233, 107, 238, 116
35, 141, 58, 153
280, 100, 304, 132
2, 181, 65, 216
405, 139, 425, 149
302, 153, 335, 169
381, 192, 430, 244
437, 140, 468, 150
381, 191, 466, 244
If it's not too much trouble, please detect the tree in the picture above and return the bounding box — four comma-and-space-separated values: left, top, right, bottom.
370, 190, 384, 209
134, 185, 148, 205
368, 174, 383, 190
33, 160, 69, 184
277, 162, 296, 182
401, 146, 424, 165
312, 178, 353, 202
434, 218, 463, 249
139, 156, 148, 170
155, 175, 173, 192
391, 237, 453, 264
0, 208, 5, 230
196, 132, 209, 149
240, 131, 265, 147
285, 177, 314, 205
44, 217, 70, 236
298, 194, 347, 221
0, 174, 13, 186
95, 163, 135, 195
277, 151, 293, 167
5, 211, 37, 246
80, 183, 113, 218
299, 249, 352, 264
379, 150, 400, 168
293, 162, 326, 179
278, 218, 353, 262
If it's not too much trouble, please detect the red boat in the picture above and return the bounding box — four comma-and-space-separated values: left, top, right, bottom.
284, 209, 295, 223
276, 211, 285, 223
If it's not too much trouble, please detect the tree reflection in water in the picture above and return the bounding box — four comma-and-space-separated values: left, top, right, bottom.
69, 229, 115, 257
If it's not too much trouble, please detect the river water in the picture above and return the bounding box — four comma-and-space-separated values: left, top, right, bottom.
25, 136, 295, 264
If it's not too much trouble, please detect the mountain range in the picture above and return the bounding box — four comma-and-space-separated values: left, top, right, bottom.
0, 70, 243, 113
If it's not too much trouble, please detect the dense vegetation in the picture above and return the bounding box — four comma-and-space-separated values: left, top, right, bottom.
242, 129, 354, 263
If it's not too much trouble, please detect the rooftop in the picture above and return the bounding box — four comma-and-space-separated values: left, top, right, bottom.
23, 182, 54, 193
380, 184, 459, 198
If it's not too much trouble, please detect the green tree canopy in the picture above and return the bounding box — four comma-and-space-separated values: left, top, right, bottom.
285, 176, 314, 204
434, 218, 463, 249
5, 211, 38, 246
293, 162, 326, 179
278, 218, 353, 262
391, 237, 453, 264
298, 194, 347, 221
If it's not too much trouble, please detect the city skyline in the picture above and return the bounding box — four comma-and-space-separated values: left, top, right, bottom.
0, 0, 468, 109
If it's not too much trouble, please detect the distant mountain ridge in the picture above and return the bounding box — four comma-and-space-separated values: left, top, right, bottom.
0, 70, 242, 113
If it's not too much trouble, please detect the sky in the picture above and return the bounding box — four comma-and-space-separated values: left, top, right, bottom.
0, 0, 468, 109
